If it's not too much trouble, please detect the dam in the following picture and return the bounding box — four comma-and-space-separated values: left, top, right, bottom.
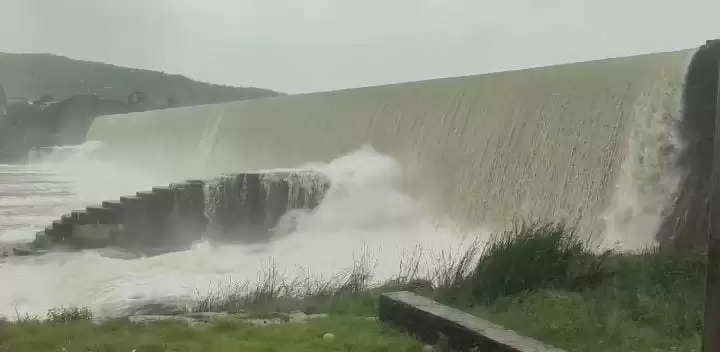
86, 40, 720, 248
2, 40, 719, 319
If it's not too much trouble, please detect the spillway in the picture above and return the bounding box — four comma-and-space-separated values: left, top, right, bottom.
87, 41, 720, 248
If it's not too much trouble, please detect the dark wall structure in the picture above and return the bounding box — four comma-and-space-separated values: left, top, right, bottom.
34, 170, 330, 253
0, 94, 133, 161
0, 84, 6, 118
658, 41, 720, 247
52, 94, 130, 145
379, 291, 567, 352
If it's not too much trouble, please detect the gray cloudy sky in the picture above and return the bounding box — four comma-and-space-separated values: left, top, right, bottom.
2, 0, 719, 93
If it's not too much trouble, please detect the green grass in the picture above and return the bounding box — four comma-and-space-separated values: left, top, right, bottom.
2, 221, 707, 352
185, 220, 707, 352
435, 223, 706, 352
228, 294, 380, 318
0, 315, 422, 352
471, 288, 700, 352
469, 221, 607, 303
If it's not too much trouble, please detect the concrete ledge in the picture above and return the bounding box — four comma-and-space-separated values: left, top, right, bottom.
34, 169, 328, 252
379, 291, 566, 352
71, 224, 119, 248
86, 206, 115, 224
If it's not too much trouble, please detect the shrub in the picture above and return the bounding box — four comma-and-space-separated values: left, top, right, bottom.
46, 306, 93, 323
643, 246, 705, 291
470, 221, 593, 303
612, 247, 706, 337
13, 308, 40, 325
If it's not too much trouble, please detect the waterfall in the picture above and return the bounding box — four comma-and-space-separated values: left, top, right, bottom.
87, 45, 720, 248
203, 170, 330, 240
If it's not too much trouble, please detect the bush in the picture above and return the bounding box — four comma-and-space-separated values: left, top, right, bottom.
470, 221, 597, 303
46, 306, 93, 323
191, 251, 378, 314
642, 247, 705, 291
611, 247, 706, 337
475, 247, 707, 351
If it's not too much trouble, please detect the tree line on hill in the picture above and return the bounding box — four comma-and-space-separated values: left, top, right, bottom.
0, 53, 281, 162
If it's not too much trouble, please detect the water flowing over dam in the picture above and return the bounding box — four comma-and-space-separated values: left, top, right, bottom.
2, 41, 719, 320
87, 42, 720, 248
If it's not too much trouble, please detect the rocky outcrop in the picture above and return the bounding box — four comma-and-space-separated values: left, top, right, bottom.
35, 169, 330, 252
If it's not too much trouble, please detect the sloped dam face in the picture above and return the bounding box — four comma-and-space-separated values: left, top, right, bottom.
87, 43, 720, 249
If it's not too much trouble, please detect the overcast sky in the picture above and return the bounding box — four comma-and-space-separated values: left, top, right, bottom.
1, 0, 719, 93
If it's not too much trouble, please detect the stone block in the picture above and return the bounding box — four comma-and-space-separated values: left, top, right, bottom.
137, 191, 155, 199
152, 186, 171, 193
44, 225, 59, 241
204, 173, 263, 238
120, 195, 139, 203
87, 206, 116, 224
71, 210, 90, 225
71, 224, 121, 248
119, 195, 151, 245
102, 200, 123, 208
34, 231, 51, 248
379, 291, 567, 352
102, 200, 124, 220
61, 214, 73, 224
166, 182, 206, 246
52, 220, 72, 239
258, 175, 289, 228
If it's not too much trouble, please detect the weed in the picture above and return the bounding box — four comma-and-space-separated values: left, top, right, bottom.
470, 221, 591, 303
46, 306, 93, 323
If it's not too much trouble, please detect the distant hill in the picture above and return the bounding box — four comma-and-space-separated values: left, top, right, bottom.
0, 53, 282, 162
0, 53, 281, 107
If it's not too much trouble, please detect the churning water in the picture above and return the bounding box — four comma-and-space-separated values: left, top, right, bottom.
0, 144, 472, 319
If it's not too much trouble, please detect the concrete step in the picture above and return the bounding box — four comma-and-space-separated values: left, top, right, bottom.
379, 291, 566, 352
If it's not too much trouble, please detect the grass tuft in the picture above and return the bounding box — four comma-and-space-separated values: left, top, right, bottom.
191, 249, 378, 315
470, 221, 602, 303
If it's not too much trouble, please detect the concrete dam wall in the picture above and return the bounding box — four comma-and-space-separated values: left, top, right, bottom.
36, 170, 329, 251
87, 41, 720, 247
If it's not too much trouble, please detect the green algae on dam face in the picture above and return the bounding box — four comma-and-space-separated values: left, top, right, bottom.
87, 49, 695, 248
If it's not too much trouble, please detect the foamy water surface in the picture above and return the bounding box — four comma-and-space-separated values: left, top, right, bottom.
0, 145, 473, 319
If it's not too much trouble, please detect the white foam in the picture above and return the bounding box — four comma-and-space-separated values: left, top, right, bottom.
0, 146, 474, 319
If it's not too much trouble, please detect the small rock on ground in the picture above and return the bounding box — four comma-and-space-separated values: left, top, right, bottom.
128, 315, 199, 326
128, 310, 329, 328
